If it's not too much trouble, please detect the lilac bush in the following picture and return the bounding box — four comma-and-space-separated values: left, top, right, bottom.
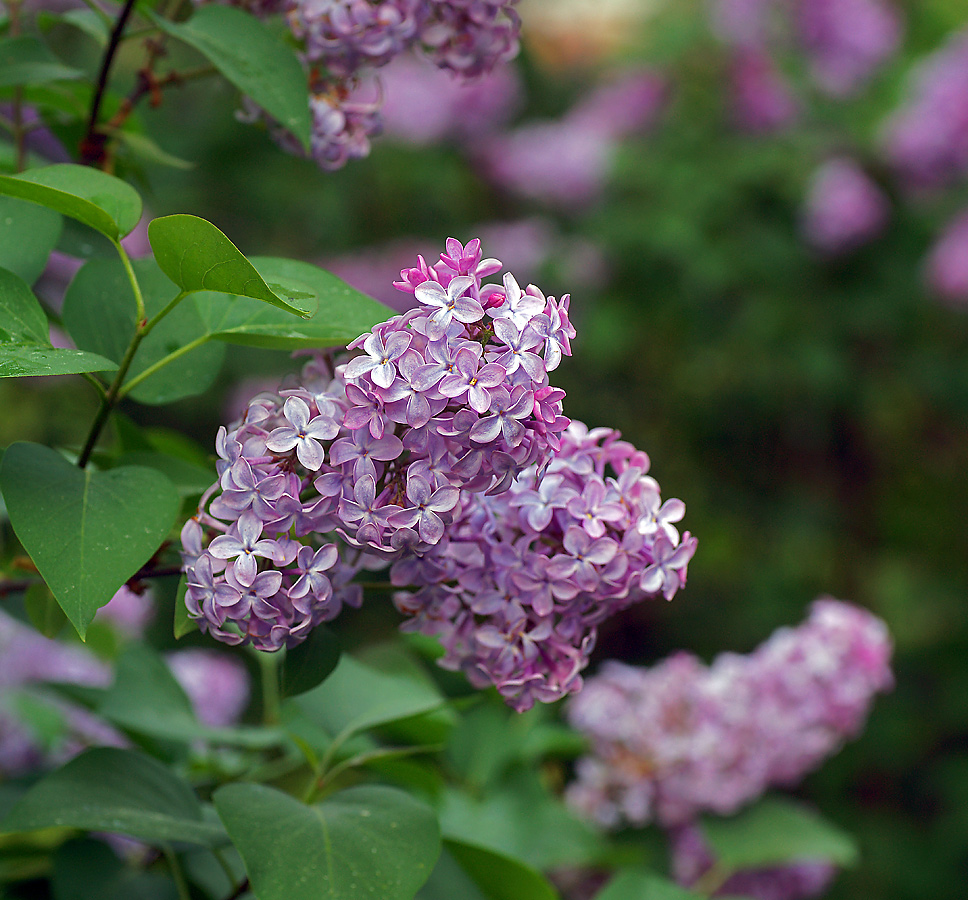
565, 598, 893, 828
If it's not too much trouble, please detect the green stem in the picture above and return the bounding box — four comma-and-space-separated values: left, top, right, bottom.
143, 288, 189, 334
78, 0, 114, 28
258, 651, 281, 726
211, 847, 241, 895
693, 862, 731, 897
117, 242, 147, 323
117, 332, 208, 399
80, 372, 108, 400
162, 845, 192, 900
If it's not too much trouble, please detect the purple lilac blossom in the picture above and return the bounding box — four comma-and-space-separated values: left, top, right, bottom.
565, 598, 892, 828
479, 69, 667, 207
883, 29, 968, 190
795, 0, 901, 97
801, 157, 889, 255
390, 422, 697, 711
671, 823, 837, 900
165, 649, 251, 728
925, 208, 968, 307
729, 48, 799, 133
380, 53, 519, 145
92, 586, 156, 639
0, 610, 122, 777
181, 238, 575, 654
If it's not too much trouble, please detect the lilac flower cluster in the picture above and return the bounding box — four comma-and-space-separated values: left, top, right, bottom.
565, 598, 892, 828
926, 209, 968, 306
711, 0, 901, 128
670, 823, 836, 900
182, 238, 575, 653
166, 649, 251, 729
882, 29, 968, 190
232, 0, 521, 169
801, 157, 889, 255
390, 422, 696, 711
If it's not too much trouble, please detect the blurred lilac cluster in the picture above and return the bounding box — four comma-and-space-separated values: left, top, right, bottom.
223, 0, 521, 169
181, 237, 696, 707
166, 649, 251, 729
670, 823, 836, 900
390, 422, 696, 710
801, 157, 889, 255
565, 598, 892, 828
710, 0, 901, 122
479, 69, 667, 208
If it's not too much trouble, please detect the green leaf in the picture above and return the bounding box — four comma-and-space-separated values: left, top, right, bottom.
62, 256, 225, 404
443, 839, 559, 900
193, 256, 392, 349
288, 654, 446, 742
0, 164, 142, 240
701, 797, 860, 872
39, 9, 111, 48
24, 581, 67, 638
416, 847, 488, 900
0, 264, 49, 342
0, 341, 118, 377
0, 35, 83, 87
111, 129, 195, 171
0, 747, 226, 846
52, 838, 178, 900
147, 215, 316, 318
281, 625, 341, 698
593, 870, 705, 900
0, 443, 180, 637
0, 196, 63, 283
172, 576, 198, 639
153, 4, 311, 152
214, 783, 440, 900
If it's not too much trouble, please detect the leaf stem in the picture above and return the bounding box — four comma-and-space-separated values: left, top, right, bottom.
162, 845, 192, 900
117, 242, 147, 323
117, 332, 210, 399
693, 862, 731, 897
257, 650, 282, 726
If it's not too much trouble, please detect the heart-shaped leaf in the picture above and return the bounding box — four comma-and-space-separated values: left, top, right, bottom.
0, 266, 117, 378
0, 747, 226, 846
214, 783, 440, 900
0, 442, 179, 637
153, 5, 311, 152
442, 839, 559, 900
193, 256, 393, 349
0, 196, 62, 283
0, 164, 142, 240
148, 215, 316, 318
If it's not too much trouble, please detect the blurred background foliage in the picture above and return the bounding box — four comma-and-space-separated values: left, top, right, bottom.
4, 0, 968, 896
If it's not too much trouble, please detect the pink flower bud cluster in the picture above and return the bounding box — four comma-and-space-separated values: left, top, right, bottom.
670, 823, 836, 900
565, 598, 893, 828
390, 422, 697, 712
181, 238, 575, 653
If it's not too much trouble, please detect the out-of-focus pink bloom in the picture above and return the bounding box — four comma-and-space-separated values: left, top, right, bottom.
166, 649, 251, 729
796, 0, 901, 97
925, 209, 968, 307
709, 0, 782, 47
480, 69, 667, 207
883, 29, 968, 189
671, 823, 837, 900
380, 54, 520, 145
93, 586, 156, 639
730, 49, 799, 133
801, 157, 889, 255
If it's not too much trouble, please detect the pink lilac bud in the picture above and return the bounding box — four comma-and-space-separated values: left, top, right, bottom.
795, 0, 901, 97
883, 29, 968, 189
671, 823, 837, 900
801, 157, 889, 255
182, 238, 574, 652
165, 649, 251, 729
729, 48, 799, 133
391, 422, 696, 711
566, 598, 892, 828
925, 208, 968, 307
